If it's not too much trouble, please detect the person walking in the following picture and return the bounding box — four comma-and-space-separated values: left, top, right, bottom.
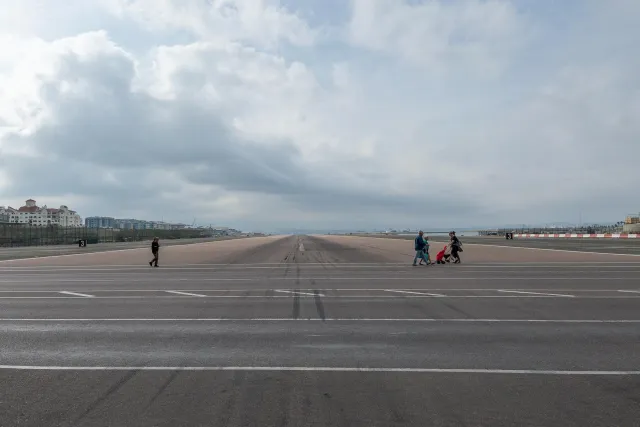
149, 237, 160, 267
423, 234, 432, 265
413, 231, 430, 266
450, 231, 462, 264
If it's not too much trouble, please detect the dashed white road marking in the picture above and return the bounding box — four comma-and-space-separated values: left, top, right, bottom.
498, 290, 575, 298
0, 365, 638, 375
58, 291, 94, 298
164, 291, 207, 297
384, 290, 445, 297
274, 290, 324, 297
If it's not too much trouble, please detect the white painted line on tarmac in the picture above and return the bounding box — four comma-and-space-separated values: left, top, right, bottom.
498, 290, 574, 298
0, 318, 638, 323
455, 261, 640, 270
280, 288, 640, 292
1, 262, 639, 270
0, 296, 292, 299
384, 290, 445, 297
618, 290, 640, 294
0, 365, 638, 375
1, 277, 639, 283
299, 243, 305, 252
164, 291, 207, 297
0, 288, 633, 293
58, 291, 94, 298
275, 290, 324, 297
0, 279, 120, 283
0, 278, 255, 283
0, 295, 639, 300
462, 242, 640, 257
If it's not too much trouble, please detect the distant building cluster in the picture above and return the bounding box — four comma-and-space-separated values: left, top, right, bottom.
0, 200, 241, 235
0, 199, 82, 227
624, 213, 640, 233
85, 216, 188, 230
84, 216, 241, 234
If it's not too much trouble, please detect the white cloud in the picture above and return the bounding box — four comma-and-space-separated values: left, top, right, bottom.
348, 0, 531, 76
0, 0, 639, 231
103, 0, 317, 48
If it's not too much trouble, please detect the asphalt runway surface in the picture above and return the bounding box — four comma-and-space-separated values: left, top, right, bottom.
1, 235, 639, 426
360, 233, 640, 255
0, 236, 245, 261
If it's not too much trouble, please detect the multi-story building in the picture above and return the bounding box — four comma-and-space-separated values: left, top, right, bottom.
0, 199, 82, 227
624, 213, 640, 233
85, 216, 116, 228
106, 218, 186, 230
85, 215, 189, 231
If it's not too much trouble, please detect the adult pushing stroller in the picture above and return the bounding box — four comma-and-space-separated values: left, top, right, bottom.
449, 231, 463, 264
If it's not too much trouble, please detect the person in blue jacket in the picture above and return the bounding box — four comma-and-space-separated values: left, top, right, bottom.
413, 231, 430, 266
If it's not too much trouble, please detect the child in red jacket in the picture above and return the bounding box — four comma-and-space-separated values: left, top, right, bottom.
436, 245, 451, 264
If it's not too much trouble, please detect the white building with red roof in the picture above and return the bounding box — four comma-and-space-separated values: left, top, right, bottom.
0, 199, 83, 227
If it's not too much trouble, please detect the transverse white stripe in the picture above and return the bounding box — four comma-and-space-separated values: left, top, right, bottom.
58, 291, 94, 298
498, 290, 574, 298
164, 291, 207, 297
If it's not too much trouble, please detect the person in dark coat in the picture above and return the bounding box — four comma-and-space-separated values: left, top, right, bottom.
413, 231, 430, 266
149, 237, 160, 267
449, 231, 462, 264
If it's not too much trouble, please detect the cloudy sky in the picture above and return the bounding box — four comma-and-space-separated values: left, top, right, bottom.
0, 0, 638, 232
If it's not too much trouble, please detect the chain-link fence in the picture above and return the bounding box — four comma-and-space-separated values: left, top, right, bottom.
0, 224, 222, 247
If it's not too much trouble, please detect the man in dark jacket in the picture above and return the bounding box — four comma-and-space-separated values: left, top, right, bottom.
413, 231, 430, 266
450, 231, 462, 264
149, 237, 160, 267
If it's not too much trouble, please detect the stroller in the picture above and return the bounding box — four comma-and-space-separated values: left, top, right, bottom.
436, 245, 451, 264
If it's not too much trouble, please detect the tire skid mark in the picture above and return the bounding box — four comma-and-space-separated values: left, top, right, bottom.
145, 370, 180, 408
75, 369, 139, 422
313, 288, 326, 321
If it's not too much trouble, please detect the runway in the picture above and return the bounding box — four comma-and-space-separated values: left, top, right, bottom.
1, 235, 639, 426
0, 236, 241, 261
363, 233, 640, 255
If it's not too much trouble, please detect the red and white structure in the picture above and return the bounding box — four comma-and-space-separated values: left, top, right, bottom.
514, 233, 638, 239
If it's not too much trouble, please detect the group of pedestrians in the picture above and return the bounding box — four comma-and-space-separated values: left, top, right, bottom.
148, 232, 462, 269
413, 231, 462, 266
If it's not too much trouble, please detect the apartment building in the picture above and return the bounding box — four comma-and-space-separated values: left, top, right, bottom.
0, 199, 82, 226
